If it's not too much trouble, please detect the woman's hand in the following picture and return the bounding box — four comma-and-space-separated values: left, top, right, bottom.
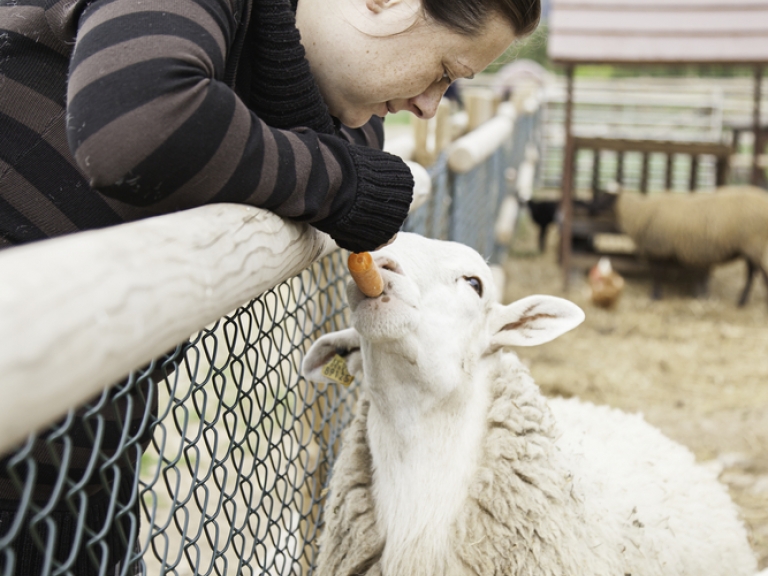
376, 233, 398, 250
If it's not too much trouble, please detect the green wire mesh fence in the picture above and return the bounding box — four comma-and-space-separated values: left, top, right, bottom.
0, 104, 540, 576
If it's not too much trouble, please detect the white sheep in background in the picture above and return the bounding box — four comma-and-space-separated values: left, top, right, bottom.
613, 185, 768, 305
302, 232, 757, 576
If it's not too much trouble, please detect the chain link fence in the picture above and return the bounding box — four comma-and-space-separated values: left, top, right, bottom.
0, 102, 541, 576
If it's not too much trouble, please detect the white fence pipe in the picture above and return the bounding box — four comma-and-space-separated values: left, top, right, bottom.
406, 160, 432, 213
447, 104, 517, 174
0, 157, 432, 455
0, 204, 335, 454
384, 133, 415, 161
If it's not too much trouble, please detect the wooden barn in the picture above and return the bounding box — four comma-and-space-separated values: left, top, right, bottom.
547, 0, 768, 287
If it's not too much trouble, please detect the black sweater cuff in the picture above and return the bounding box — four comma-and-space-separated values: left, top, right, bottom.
315, 145, 414, 253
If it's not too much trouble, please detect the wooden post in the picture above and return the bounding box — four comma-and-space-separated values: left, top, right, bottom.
465, 88, 496, 132
413, 117, 431, 166
640, 152, 650, 193
616, 151, 624, 187
689, 155, 699, 191
732, 129, 741, 153
716, 155, 729, 186
752, 66, 763, 187
434, 98, 453, 156
591, 149, 601, 194
665, 153, 674, 190
560, 65, 575, 291
413, 98, 462, 167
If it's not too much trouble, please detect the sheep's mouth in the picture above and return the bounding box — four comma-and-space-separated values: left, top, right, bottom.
348, 257, 405, 300
347, 254, 417, 319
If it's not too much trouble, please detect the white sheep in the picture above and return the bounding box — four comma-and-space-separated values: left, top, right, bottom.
302, 232, 757, 576
613, 185, 768, 305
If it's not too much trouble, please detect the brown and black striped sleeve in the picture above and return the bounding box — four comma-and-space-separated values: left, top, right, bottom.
64, 0, 413, 252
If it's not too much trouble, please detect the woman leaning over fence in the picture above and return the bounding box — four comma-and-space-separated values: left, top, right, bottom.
0, 0, 540, 572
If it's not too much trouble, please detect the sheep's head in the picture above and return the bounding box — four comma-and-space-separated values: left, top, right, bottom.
303, 233, 584, 399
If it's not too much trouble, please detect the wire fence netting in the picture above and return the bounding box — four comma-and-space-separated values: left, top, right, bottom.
1, 249, 357, 576
0, 109, 538, 576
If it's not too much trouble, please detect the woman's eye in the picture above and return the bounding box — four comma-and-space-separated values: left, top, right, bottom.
463, 276, 483, 297
441, 69, 452, 84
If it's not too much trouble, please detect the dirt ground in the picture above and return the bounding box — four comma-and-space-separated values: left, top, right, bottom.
503, 211, 768, 570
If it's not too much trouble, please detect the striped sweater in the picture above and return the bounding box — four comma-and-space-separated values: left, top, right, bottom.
0, 0, 414, 252
0, 0, 413, 571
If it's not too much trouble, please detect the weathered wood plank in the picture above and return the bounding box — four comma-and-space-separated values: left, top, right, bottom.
554, 0, 767, 7
548, 1, 768, 65
572, 136, 732, 157
551, 9, 768, 33
549, 35, 768, 64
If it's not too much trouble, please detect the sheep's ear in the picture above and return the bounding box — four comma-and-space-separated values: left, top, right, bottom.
488, 295, 585, 348
302, 328, 363, 385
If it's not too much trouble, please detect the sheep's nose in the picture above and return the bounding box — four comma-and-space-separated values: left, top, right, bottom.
376, 257, 404, 276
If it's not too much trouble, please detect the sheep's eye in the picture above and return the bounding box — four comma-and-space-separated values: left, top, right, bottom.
463, 276, 483, 297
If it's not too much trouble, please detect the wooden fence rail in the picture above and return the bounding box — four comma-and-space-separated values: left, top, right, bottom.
0, 159, 435, 457
0, 206, 335, 455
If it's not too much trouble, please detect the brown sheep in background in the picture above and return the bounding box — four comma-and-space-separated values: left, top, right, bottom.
614, 186, 768, 306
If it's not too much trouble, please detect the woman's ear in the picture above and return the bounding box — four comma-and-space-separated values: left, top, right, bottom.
365, 0, 410, 13
365, 0, 386, 13
339, 0, 420, 36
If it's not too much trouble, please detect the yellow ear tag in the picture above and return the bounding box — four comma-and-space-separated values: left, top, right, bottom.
322, 354, 355, 387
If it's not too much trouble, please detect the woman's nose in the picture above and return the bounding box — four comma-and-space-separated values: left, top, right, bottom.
407, 83, 447, 119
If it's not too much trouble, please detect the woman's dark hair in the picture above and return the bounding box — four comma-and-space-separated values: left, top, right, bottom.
422, 0, 541, 37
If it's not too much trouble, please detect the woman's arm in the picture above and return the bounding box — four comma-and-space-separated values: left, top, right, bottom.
65, 0, 412, 251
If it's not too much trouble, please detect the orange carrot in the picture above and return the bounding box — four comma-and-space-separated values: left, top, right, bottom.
348, 252, 384, 298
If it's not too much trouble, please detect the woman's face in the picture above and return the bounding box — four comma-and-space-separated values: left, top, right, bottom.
296, 0, 517, 128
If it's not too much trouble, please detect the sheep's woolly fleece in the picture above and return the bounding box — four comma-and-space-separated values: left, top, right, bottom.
315, 353, 756, 576
615, 186, 768, 269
